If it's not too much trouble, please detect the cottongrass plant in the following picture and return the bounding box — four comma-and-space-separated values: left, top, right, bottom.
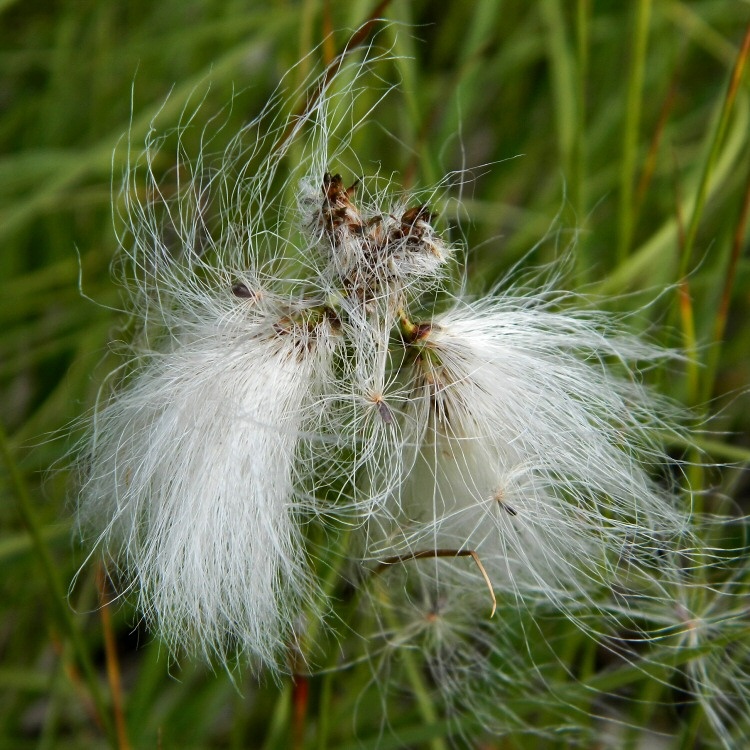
75, 32, 747, 746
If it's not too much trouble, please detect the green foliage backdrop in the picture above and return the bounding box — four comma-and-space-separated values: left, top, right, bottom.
1, 1, 749, 748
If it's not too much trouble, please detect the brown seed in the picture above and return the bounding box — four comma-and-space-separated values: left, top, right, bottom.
376, 399, 394, 424
231, 282, 255, 298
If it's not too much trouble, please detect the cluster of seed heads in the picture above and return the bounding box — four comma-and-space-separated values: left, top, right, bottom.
73, 49, 750, 748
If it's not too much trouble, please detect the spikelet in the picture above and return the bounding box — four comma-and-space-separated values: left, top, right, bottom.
357, 278, 705, 739
373, 289, 693, 611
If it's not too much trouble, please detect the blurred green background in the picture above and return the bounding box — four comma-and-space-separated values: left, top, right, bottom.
1, 1, 749, 748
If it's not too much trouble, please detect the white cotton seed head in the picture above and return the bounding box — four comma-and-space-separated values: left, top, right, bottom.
75, 33, 724, 731
79, 301, 337, 667
371, 292, 694, 625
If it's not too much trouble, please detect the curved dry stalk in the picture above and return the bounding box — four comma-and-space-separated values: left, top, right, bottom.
374, 548, 497, 618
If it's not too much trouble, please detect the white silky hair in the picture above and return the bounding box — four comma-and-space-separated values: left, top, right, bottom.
75, 29, 727, 731
77, 39, 409, 669
353, 286, 710, 740
81, 304, 336, 665
368, 287, 698, 638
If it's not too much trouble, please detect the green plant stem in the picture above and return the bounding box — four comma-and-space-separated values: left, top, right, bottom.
700, 151, 750, 406
378, 590, 448, 750
679, 22, 750, 281
315, 671, 333, 750
574, 0, 590, 281
541, 0, 576, 183
596, 86, 748, 296
0, 422, 116, 746
617, 0, 651, 262
261, 684, 292, 750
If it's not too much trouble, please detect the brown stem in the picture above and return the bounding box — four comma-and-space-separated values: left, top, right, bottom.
374, 548, 497, 618
97, 565, 132, 750
291, 672, 309, 750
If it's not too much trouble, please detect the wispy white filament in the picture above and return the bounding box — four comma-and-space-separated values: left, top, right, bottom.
81, 297, 336, 665
380, 293, 692, 608
74, 34, 743, 746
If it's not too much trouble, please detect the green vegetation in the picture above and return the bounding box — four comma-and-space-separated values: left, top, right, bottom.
1, 1, 749, 748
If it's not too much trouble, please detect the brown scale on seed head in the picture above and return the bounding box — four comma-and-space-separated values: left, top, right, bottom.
269, 308, 336, 361
321, 172, 364, 235
396, 205, 442, 257
272, 318, 319, 360
399, 205, 434, 236
319, 172, 441, 261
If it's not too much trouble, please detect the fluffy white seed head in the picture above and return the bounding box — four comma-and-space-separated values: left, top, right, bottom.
370, 291, 695, 631
79, 297, 338, 667
77, 42, 413, 668
78, 29, 463, 670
